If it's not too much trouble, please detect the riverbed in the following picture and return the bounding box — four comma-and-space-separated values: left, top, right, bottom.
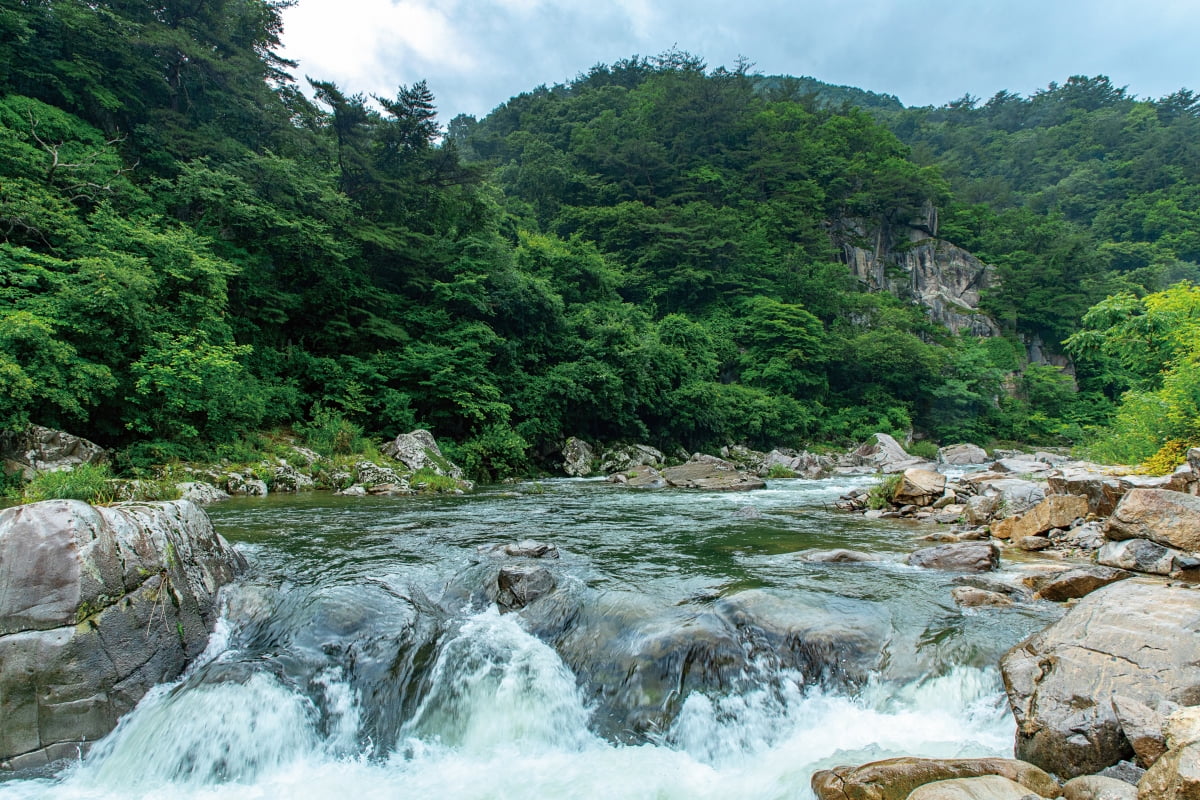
0, 477, 1061, 799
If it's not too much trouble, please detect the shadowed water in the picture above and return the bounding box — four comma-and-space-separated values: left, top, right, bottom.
0, 477, 1061, 799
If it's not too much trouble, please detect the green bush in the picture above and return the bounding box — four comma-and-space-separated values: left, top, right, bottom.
866, 473, 903, 510
906, 439, 939, 460
298, 406, 365, 458
21, 463, 116, 503
766, 463, 797, 478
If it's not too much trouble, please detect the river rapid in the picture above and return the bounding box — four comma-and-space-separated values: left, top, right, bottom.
0, 477, 1061, 800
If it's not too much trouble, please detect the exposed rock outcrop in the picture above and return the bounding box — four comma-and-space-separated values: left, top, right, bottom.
0, 425, 106, 480
1105, 489, 1200, 552
660, 455, 766, 491
382, 429, 464, 479
0, 500, 245, 769
560, 437, 595, 477
939, 443, 991, 466
1000, 581, 1200, 779
907, 542, 999, 572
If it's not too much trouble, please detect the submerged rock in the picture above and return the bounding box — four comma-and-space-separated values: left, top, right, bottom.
907, 542, 999, 572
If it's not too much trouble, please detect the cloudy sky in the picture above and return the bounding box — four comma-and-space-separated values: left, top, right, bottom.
279, 0, 1198, 123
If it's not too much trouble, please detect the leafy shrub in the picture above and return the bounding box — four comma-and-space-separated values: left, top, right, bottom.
298, 406, 365, 457
866, 473, 903, 510
906, 439, 939, 460
766, 463, 797, 478
21, 463, 116, 503
410, 468, 461, 493
1141, 439, 1196, 476
450, 424, 530, 483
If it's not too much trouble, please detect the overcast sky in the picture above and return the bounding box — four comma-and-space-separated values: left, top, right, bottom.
279, 0, 1198, 123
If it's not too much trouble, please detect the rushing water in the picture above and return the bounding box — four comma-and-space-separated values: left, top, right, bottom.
0, 477, 1062, 799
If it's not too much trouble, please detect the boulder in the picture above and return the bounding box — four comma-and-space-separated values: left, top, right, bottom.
271, 464, 314, 493
966, 495, 1002, 525
993, 458, 1055, 476
355, 461, 405, 489
894, 468, 947, 506
1111, 695, 1167, 768
1048, 471, 1129, 517
907, 542, 999, 572
1138, 741, 1200, 800
382, 429, 464, 479
1106, 490, 1200, 553
1097, 539, 1181, 576
1000, 581, 1200, 778
607, 464, 667, 488
1032, 566, 1130, 602
599, 444, 665, 474
907, 776, 1037, 800
939, 444, 991, 466
795, 548, 880, 563
0, 500, 245, 768
972, 479, 1047, 517
1167, 708, 1200, 750
1062, 776, 1137, 800
478, 540, 560, 559
999, 495, 1089, 541
845, 433, 930, 473
495, 565, 556, 612
661, 456, 765, 492
810, 757, 1060, 800
952, 587, 1014, 607
759, 449, 830, 478
0, 425, 106, 478
561, 437, 595, 477
174, 481, 231, 505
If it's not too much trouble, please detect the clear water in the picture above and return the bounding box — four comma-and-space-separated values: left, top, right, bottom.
0, 477, 1060, 799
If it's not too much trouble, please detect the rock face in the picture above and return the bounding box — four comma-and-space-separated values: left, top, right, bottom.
382, 429, 464, 479
907, 542, 999, 572
0, 425, 106, 479
993, 495, 1089, 541
1105, 489, 1200, 552
1032, 566, 1129, 602
0, 500, 245, 769
1048, 471, 1131, 517
843, 433, 929, 474
560, 437, 595, 477
1000, 581, 1200, 779
1096, 539, 1181, 576
839, 220, 1001, 336
811, 757, 1060, 800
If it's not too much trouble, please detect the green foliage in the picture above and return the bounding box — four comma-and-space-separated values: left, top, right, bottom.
297, 406, 364, 458
449, 424, 530, 483
906, 440, 940, 460
409, 468, 461, 493
20, 463, 115, 503
867, 473, 903, 510
765, 463, 797, 479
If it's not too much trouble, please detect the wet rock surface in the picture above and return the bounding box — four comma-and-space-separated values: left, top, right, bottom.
0, 500, 245, 768
811, 757, 1060, 800
1001, 581, 1200, 779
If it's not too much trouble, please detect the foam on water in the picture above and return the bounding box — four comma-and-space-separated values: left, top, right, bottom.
0, 608, 1016, 800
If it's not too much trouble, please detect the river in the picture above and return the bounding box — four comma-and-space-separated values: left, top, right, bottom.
0, 476, 1061, 799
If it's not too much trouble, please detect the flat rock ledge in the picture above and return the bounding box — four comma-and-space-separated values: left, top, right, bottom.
0, 499, 245, 771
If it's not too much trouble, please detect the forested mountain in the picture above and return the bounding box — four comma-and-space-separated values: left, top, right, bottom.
0, 0, 1195, 478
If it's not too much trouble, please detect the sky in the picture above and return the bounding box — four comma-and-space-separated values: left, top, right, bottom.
279, 0, 1199, 123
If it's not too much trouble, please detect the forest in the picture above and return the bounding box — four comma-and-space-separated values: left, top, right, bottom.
1, 0, 1198, 481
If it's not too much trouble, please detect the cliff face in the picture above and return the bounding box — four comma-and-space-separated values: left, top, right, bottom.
835, 218, 1001, 337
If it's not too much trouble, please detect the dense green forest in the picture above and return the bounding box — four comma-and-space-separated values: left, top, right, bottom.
1, 0, 1197, 479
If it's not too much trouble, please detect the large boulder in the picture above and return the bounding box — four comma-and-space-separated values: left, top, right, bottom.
1106, 490, 1200, 553
970, 478, 1047, 517
894, 468, 947, 506
600, 444, 665, 474
661, 455, 766, 492
0, 425, 106, 479
561, 437, 595, 477
1138, 741, 1200, 800
811, 757, 1060, 800
1096, 539, 1181, 576
845, 433, 929, 474
1048, 471, 1132, 518
1032, 566, 1130, 602
0, 500, 245, 769
382, 429, 464, 479
939, 443, 991, 466
1000, 581, 1200, 779
907, 776, 1039, 800
993, 495, 1089, 541
1062, 776, 1137, 800
907, 542, 1000, 572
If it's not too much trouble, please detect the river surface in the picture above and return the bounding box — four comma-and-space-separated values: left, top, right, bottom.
0, 477, 1061, 799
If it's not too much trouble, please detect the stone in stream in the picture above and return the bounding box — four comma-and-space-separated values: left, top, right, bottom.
1031, 566, 1129, 602
810, 757, 1060, 800
907, 775, 1038, 800
560, 436, 595, 477
477, 539, 560, 559
794, 548, 879, 563
938, 443, 991, 466
1137, 740, 1200, 800
660, 455, 766, 491
495, 565, 556, 612
0, 500, 245, 770
951, 586, 1013, 607
1105, 489, 1200, 552
1096, 539, 1180, 576
907, 542, 1000, 572
1000, 581, 1200, 778
1110, 695, 1167, 768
